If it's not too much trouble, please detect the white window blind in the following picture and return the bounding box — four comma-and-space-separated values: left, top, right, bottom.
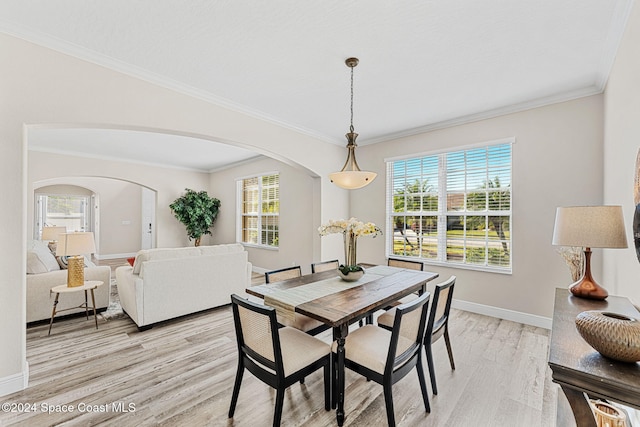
237, 173, 280, 247
386, 140, 512, 272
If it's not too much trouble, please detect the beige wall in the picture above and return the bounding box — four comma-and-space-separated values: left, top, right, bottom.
28, 151, 214, 250
210, 157, 318, 274
603, 2, 640, 304
354, 95, 605, 319
32, 174, 144, 256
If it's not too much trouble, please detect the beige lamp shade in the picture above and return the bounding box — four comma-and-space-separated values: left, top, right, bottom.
56, 232, 96, 287
41, 226, 66, 241
552, 206, 628, 249
56, 232, 96, 256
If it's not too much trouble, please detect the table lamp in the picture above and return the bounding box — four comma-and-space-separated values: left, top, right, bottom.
56, 232, 96, 287
552, 206, 628, 300
41, 226, 67, 253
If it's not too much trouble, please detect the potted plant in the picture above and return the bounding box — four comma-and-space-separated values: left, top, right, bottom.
170, 188, 221, 246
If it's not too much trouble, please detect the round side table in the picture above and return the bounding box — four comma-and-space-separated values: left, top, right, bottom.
48, 280, 104, 336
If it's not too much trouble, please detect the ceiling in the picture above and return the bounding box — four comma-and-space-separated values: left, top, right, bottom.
2, 1, 635, 171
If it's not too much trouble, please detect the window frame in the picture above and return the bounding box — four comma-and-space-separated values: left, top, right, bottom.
236, 171, 280, 249
385, 138, 513, 274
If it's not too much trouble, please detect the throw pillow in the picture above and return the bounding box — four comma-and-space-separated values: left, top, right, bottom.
56, 256, 70, 269
26, 240, 61, 274
127, 257, 135, 266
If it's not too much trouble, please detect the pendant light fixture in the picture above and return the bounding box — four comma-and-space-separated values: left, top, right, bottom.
329, 57, 377, 189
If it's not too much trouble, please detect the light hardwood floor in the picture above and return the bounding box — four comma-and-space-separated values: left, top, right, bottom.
2, 284, 558, 426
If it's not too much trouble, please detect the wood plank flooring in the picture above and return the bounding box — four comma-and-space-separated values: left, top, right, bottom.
2, 268, 558, 426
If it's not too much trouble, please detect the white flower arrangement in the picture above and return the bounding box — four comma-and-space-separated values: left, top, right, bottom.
318, 217, 382, 238
318, 218, 382, 269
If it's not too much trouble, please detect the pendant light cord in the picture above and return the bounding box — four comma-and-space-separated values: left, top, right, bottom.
350, 64, 355, 133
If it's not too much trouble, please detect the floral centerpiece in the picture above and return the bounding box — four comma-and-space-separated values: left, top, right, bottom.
318, 217, 382, 281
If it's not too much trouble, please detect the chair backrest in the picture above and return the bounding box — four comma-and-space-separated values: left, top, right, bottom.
387, 258, 424, 271
265, 266, 302, 284
230, 294, 284, 375
311, 259, 339, 273
426, 276, 456, 343
386, 291, 431, 373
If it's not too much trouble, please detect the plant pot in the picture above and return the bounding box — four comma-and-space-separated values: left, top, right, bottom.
338, 265, 365, 282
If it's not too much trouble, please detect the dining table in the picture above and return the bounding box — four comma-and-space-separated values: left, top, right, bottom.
246, 264, 439, 426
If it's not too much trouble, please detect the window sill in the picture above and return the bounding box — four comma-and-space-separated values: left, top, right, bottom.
241, 243, 279, 251
421, 259, 512, 275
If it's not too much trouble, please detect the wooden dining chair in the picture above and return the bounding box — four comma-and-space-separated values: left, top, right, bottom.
387, 257, 425, 271
264, 266, 329, 336
311, 259, 339, 273
264, 265, 302, 283
361, 257, 425, 326
229, 294, 331, 427
378, 275, 456, 395
333, 292, 432, 426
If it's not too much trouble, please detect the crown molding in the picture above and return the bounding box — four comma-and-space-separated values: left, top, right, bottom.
0, 24, 338, 145
361, 85, 604, 146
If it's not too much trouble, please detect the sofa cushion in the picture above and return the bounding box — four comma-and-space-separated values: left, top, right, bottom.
198, 243, 244, 256
133, 247, 201, 275
26, 240, 60, 274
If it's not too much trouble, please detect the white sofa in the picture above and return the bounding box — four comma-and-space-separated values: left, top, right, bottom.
26, 240, 111, 323
115, 244, 252, 330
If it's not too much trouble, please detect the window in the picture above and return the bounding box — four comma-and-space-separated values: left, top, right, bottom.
386, 140, 512, 272
237, 173, 279, 247
34, 194, 92, 239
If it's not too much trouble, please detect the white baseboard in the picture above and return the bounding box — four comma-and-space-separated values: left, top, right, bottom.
94, 253, 137, 260
0, 363, 28, 397
452, 298, 552, 329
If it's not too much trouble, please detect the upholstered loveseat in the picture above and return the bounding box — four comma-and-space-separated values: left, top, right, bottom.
115, 244, 252, 330
26, 240, 111, 323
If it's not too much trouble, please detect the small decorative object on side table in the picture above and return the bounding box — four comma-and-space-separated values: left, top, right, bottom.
318, 217, 381, 282
575, 310, 640, 362
48, 280, 104, 336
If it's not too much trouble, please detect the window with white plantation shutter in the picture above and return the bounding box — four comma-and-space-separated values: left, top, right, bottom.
386, 139, 512, 273
237, 173, 279, 248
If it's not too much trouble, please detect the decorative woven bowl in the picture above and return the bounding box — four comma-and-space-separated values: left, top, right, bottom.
575, 310, 640, 363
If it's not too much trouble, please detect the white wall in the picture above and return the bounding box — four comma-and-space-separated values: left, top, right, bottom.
210, 157, 318, 274
603, 1, 640, 304
354, 95, 605, 319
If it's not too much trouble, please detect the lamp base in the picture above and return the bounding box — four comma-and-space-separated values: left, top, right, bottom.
569, 277, 608, 300
67, 255, 85, 287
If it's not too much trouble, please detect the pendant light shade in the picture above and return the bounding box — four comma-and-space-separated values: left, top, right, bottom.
330, 57, 377, 190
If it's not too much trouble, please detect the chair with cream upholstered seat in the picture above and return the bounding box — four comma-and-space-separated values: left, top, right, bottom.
333, 292, 431, 426
311, 259, 339, 273
264, 265, 303, 283
228, 294, 331, 427
378, 275, 456, 395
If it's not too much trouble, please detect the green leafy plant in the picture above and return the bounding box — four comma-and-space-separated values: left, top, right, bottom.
169, 188, 221, 246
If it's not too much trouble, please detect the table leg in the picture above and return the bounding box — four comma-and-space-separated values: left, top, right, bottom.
84, 290, 89, 319
48, 292, 60, 336
334, 323, 349, 426
560, 385, 597, 427
90, 289, 98, 329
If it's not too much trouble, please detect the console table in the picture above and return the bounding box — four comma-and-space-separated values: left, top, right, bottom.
548, 288, 640, 426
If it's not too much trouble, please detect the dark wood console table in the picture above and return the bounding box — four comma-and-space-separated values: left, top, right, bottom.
548, 288, 640, 426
